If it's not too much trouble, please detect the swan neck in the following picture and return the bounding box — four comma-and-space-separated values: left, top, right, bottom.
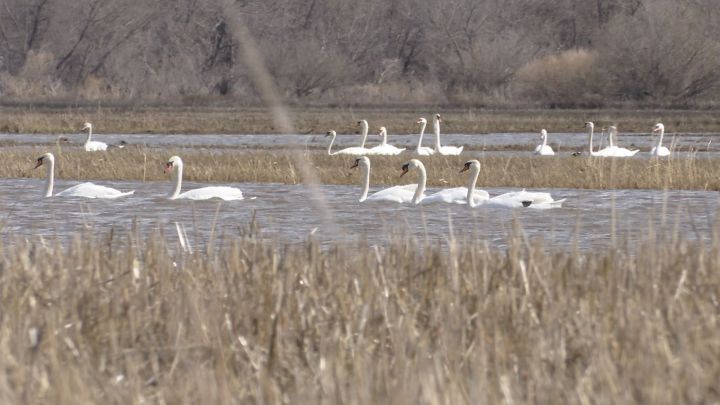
657, 128, 664, 147
588, 126, 594, 153
360, 122, 368, 148
433, 118, 442, 149
416, 122, 426, 151
359, 163, 370, 202
327, 133, 336, 155
44, 158, 54, 197
412, 164, 426, 204
169, 162, 183, 199
85, 127, 92, 144
467, 166, 480, 208
542, 134, 548, 147
381, 130, 387, 146
609, 129, 615, 147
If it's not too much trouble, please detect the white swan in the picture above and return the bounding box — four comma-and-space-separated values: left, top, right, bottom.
357, 120, 370, 149
414, 118, 435, 156
366, 127, 406, 155
400, 159, 489, 205
534, 129, 555, 156
605, 126, 639, 157
460, 160, 565, 209
34, 153, 134, 198
325, 130, 370, 155
351, 156, 417, 203
584, 122, 617, 157
165, 156, 244, 200
650, 123, 671, 157
433, 114, 463, 155
81, 122, 108, 151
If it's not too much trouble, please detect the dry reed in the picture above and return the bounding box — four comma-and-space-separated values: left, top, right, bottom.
1, 107, 720, 134
4, 148, 720, 191
0, 218, 718, 403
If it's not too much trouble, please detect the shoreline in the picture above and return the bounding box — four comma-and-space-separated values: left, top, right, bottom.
1, 107, 719, 134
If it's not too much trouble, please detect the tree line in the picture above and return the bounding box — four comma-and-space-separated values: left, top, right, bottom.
1, 0, 719, 108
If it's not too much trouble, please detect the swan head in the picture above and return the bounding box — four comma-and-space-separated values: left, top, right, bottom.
34, 153, 54, 169
540, 129, 547, 139
608, 125, 617, 134
82, 122, 92, 130
584, 122, 594, 129
357, 120, 368, 127
350, 156, 370, 170
325, 130, 336, 137
164, 155, 182, 173
417, 117, 427, 124
653, 123, 664, 132
400, 159, 422, 177
459, 159, 480, 173
434, 113, 441, 122
378, 127, 387, 135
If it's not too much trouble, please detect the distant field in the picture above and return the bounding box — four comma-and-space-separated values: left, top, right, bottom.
1, 107, 720, 134
7, 148, 720, 191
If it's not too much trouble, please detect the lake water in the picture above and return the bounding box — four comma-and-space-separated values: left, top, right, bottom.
1, 178, 716, 250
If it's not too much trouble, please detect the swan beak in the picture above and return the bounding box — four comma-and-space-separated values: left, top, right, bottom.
459, 166, 469, 173
163, 162, 173, 173
400, 165, 409, 177
350, 160, 359, 169
33, 158, 44, 169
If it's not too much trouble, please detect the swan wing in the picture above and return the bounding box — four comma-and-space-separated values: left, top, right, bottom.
177, 186, 244, 201
651, 146, 671, 156
437, 146, 464, 156
366, 184, 417, 203
415, 147, 435, 156
366, 145, 406, 156
485, 190, 563, 208
538, 145, 555, 155
334, 146, 370, 156
56, 182, 134, 199
421, 187, 490, 204
85, 141, 108, 151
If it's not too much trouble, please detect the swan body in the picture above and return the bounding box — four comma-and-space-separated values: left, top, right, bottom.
460, 160, 564, 209
34, 153, 134, 198
650, 123, 671, 157
593, 126, 639, 157
433, 114, 463, 155
534, 129, 555, 155
82, 122, 108, 151
325, 131, 370, 155
366, 127, 406, 156
351, 156, 417, 203
165, 156, 243, 200
414, 118, 435, 156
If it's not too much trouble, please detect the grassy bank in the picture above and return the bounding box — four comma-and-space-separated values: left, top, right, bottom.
7, 148, 720, 191
1, 107, 720, 134
0, 220, 718, 403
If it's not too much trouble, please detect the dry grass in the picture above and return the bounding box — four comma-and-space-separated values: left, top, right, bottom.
1, 107, 720, 134
0, 218, 718, 403
5, 148, 720, 191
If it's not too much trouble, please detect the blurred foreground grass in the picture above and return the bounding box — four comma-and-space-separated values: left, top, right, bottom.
0, 218, 718, 403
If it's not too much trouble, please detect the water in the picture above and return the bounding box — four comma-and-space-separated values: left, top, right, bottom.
2, 132, 720, 156
1, 178, 717, 250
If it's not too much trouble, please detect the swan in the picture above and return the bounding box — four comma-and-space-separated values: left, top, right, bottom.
34, 153, 134, 198
584, 122, 617, 157
325, 130, 370, 155
650, 123, 671, 157
414, 118, 435, 156
351, 156, 417, 203
165, 156, 244, 200
81, 122, 108, 151
433, 114, 463, 155
460, 160, 565, 209
400, 159, 489, 205
534, 129, 555, 156
366, 127, 406, 155
605, 126, 639, 157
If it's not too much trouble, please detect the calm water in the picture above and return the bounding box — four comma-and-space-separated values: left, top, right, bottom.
1, 178, 717, 250
2, 132, 720, 155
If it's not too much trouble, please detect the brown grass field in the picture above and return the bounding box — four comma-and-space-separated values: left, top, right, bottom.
1, 107, 720, 134
5, 147, 720, 191
0, 219, 718, 403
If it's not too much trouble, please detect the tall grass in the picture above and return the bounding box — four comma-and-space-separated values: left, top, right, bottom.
5, 149, 720, 191
0, 219, 718, 403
